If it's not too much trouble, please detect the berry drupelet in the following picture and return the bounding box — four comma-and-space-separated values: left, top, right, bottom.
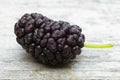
14, 13, 85, 66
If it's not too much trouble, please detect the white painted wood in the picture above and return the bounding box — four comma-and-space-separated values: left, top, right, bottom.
0, 0, 120, 79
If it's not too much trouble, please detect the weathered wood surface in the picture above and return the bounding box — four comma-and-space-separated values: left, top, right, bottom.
0, 0, 120, 79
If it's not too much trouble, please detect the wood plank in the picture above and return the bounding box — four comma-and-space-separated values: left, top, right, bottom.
0, 0, 120, 79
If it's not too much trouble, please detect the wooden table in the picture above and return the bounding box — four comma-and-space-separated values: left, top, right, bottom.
0, 0, 120, 79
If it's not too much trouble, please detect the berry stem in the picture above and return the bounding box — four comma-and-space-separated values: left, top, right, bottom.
84, 43, 113, 48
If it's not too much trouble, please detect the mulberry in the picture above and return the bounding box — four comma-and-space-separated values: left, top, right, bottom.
14, 13, 85, 66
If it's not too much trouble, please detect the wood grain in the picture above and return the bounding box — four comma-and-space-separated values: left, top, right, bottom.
0, 0, 120, 79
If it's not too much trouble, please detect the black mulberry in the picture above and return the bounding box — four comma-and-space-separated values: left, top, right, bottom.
14, 13, 85, 66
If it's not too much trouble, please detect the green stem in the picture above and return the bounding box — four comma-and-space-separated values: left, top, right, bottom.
84, 43, 113, 48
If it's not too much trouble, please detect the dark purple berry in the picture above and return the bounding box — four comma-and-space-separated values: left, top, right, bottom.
14, 13, 85, 66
